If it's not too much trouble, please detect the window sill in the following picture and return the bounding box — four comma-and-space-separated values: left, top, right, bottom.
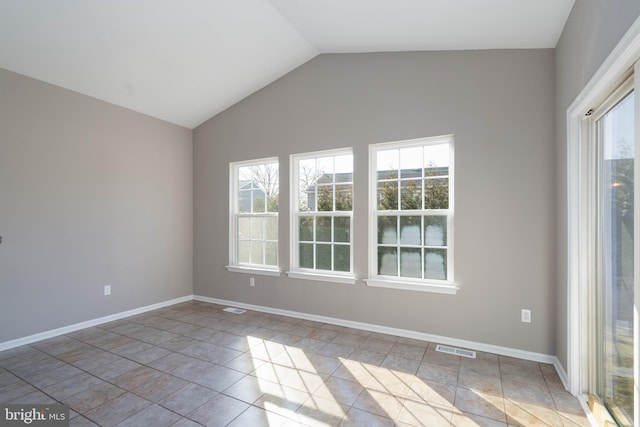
364, 278, 458, 295
226, 265, 282, 277
286, 270, 357, 285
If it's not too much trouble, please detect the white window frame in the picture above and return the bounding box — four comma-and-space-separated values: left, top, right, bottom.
287, 148, 356, 284
365, 135, 458, 295
226, 157, 281, 277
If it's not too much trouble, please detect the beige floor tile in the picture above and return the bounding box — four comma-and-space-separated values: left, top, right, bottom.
460, 358, 501, 378
0, 301, 590, 427
42, 372, 105, 400
296, 395, 349, 427
63, 382, 127, 414
416, 361, 459, 386
114, 404, 181, 427
405, 376, 456, 409
454, 387, 506, 423
158, 382, 217, 415
504, 399, 564, 426
352, 388, 404, 419
340, 407, 394, 427
313, 376, 364, 406
227, 405, 289, 427
83, 392, 151, 427
458, 370, 503, 397
187, 393, 250, 426
130, 372, 189, 402
254, 382, 310, 417
389, 343, 427, 361
397, 399, 454, 426
451, 411, 508, 427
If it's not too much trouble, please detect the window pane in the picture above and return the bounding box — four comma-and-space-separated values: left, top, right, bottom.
400, 248, 422, 278
598, 90, 635, 426
238, 217, 250, 240
400, 146, 423, 178
377, 149, 399, 176
401, 179, 422, 210
299, 243, 313, 268
425, 216, 447, 246
316, 244, 332, 270
252, 194, 266, 213
317, 157, 334, 175
424, 249, 447, 280
424, 178, 449, 209
251, 241, 263, 264
265, 216, 278, 240
267, 195, 278, 212
299, 217, 313, 241
400, 216, 421, 245
335, 184, 352, 211
378, 216, 397, 244
378, 247, 397, 276
316, 216, 332, 242
238, 190, 251, 213
238, 241, 250, 264
334, 217, 350, 243
335, 245, 350, 272
378, 180, 398, 210
336, 172, 353, 183
317, 185, 333, 211
335, 154, 353, 176
251, 217, 264, 240
299, 158, 317, 211
424, 144, 449, 169
265, 242, 278, 266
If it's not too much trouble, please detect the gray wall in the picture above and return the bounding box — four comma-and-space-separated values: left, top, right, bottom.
0, 68, 193, 343
555, 2, 640, 370
194, 50, 557, 355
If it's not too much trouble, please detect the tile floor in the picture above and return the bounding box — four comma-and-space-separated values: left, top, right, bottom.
0, 301, 590, 426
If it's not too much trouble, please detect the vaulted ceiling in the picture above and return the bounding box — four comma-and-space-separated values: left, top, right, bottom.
0, 0, 575, 128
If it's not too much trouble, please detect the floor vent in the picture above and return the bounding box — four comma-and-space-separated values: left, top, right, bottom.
435, 344, 476, 359
223, 307, 246, 314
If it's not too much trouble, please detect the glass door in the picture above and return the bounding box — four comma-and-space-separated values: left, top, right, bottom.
595, 85, 635, 426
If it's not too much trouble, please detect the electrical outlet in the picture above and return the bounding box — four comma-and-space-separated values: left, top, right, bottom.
249, 277, 255, 287
521, 309, 531, 323
104, 285, 111, 296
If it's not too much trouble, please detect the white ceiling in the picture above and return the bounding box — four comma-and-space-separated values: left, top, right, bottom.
0, 0, 575, 129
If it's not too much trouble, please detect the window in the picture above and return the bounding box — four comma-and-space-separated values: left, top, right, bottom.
288, 149, 355, 284
366, 136, 456, 294
227, 158, 280, 276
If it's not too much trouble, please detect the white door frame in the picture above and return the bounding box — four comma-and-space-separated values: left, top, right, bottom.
566, 15, 640, 404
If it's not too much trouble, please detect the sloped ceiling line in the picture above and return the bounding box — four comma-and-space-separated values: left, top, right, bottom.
0, 0, 574, 128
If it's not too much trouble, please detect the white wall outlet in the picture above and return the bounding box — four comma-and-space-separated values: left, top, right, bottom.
521, 309, 531, 323
104, 285, 111, 296
249, 277, 255, 287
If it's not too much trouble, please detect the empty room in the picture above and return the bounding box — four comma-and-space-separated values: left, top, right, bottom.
1, 1, 639, 426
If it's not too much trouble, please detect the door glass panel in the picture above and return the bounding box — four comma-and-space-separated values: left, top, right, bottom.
597, 90, 635, 427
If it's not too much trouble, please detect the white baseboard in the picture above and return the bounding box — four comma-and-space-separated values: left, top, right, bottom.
553, 356, 570, 391
193, 295, 558, 365
0, 295, 193, 352
0, 293, 570, 394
